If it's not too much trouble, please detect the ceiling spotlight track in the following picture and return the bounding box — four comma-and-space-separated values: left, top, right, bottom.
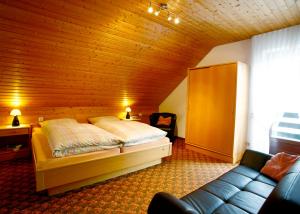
147, 1, 180, 24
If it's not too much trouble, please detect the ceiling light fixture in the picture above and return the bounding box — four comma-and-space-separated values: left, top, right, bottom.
147, 1, 180, 24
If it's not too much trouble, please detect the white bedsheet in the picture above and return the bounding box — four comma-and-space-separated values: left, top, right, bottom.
92, 120, 167, 145
42, 123, 122, 157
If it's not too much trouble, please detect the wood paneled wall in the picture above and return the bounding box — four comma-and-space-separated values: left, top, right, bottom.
0, 0, 299, 122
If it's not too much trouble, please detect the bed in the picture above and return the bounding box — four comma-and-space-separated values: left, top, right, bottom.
32, 119, 172, 195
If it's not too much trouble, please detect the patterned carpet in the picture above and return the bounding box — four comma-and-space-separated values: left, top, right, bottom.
0, 140, 234, 214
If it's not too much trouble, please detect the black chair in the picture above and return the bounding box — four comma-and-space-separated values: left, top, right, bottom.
149, 113, 176, 142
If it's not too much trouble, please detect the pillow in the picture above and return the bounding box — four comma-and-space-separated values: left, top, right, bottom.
88, 116, 119, 124
260, 152, 299, 181
156, 116, 172, 126
40, 118, 78, 127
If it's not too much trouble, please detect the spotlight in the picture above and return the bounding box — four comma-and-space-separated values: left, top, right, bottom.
148, 6, 153, 13
146, 2, 179, 25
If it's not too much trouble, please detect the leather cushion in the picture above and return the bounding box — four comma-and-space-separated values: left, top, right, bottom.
232, 165, 260, 179
213, 204, 248, 214
218, 171, 252, 189
229, 191, 265, 214
255, 175, 277, 186
181, 189, 224, 214
244, 181, 274, 198
201, 180, 240, 201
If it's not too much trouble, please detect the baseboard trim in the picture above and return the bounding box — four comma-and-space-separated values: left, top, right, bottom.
185, 143, 235, 164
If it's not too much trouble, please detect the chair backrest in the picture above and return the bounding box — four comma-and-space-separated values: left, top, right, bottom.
149, 113, 176, 128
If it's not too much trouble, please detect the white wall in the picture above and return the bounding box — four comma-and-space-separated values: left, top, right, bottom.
159, 78, 187, 137
159, 39, 251, 138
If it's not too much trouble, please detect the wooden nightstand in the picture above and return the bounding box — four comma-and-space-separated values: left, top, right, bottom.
0, 124, 31, 161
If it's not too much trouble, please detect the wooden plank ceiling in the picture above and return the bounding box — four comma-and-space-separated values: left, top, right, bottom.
0, 0, 299, 108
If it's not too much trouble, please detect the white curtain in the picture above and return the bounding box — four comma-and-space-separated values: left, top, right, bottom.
248, 25, 300, 153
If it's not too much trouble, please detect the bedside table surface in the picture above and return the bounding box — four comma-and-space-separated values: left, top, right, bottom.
0, 124, 31, 130
0, 124, 31, 137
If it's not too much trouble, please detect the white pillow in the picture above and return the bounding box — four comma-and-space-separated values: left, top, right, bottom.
40, 118, 78, 127
88, 116, 119, 124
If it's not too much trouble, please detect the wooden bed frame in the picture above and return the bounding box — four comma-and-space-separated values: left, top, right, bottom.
32, 128, 172, 195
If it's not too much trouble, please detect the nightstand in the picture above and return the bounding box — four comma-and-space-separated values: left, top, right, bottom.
0, 124, 31, 161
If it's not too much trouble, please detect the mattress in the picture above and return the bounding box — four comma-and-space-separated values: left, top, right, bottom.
32, 128, 120, 171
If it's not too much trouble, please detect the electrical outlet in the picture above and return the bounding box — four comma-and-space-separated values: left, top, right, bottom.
38, 116, 44, 122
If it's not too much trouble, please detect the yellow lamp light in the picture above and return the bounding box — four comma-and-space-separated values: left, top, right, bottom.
10, 109, 21, 126
154, 10, 160, 16
174, 17, 180, 24
125, 107, 131, 119
148, 6, 153, 13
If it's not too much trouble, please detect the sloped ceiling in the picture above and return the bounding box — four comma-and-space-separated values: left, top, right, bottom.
0, 0, 299, 108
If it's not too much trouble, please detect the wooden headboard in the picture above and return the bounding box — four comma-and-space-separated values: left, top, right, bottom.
0, 106, 157, 125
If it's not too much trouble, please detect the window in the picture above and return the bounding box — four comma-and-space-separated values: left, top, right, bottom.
270, 112, 300, 142
248, 25, 300, 153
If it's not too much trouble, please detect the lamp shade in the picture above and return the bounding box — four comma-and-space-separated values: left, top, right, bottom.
125, 107, 131, 112
10, 109, 21, 116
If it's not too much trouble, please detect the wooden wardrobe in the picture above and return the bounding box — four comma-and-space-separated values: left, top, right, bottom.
185, 62, 249, 164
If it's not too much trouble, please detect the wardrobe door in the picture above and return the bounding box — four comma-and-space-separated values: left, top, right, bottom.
186, 67, 210, 148
187, 64, 237, 156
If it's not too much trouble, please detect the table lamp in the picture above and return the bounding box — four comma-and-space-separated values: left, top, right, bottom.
10, 109, 21, 126
125, 107, 131, 119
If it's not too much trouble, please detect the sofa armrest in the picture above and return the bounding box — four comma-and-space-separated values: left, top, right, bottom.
240, 149, 272, 171
148, 192, 199, 214
259, 172, 300, 213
